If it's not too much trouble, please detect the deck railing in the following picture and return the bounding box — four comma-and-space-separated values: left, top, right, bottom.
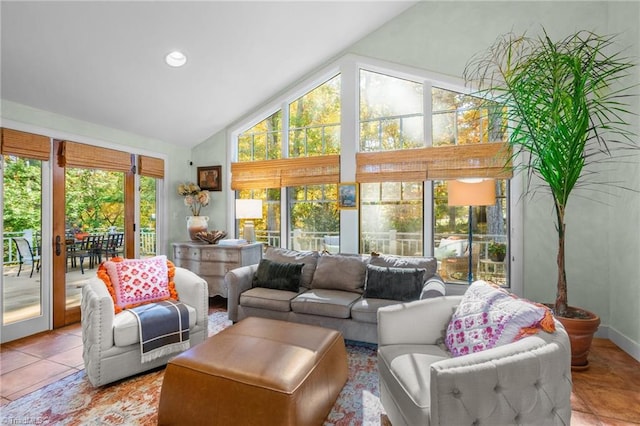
3, 229, 157, 266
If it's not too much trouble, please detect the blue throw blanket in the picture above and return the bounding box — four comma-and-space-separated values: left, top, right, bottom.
128, 300, 190, 363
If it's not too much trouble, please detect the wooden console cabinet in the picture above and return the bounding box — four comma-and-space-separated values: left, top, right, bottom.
172, 242, 263, 298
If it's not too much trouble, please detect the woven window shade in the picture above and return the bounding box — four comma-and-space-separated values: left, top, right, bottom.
231, 160, 281, 190
280, 155, 340, 187
425, 143, 512, 180
231, 155, 340, 190
58, 140, 132, 172
1, 128, 50, 160
356, 143, 512, 182
138, 155, 165, 178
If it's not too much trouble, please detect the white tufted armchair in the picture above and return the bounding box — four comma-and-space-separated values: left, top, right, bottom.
81, 267, 208, 386
377, 296, 572, 425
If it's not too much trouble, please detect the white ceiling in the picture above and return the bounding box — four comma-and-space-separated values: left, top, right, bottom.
1, 1, 417, 148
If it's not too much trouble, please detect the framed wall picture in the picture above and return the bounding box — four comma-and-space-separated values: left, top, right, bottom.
338, 182, 358, 209
197, 166, 222, 191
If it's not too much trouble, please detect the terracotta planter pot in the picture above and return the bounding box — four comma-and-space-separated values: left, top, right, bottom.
555, 307, 600, 371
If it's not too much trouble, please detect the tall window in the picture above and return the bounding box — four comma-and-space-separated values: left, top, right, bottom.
232, 59, 512, 287
234, 77, 341, 248
431, 87, 509, 285
359, 70, 424, 255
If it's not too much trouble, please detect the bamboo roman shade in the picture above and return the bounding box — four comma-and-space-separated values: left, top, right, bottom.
1, 128, 50, 161
356, 143, 512, 182
58, 140, 133, 173
231, 155, 340, 190
138, 155, 165, 178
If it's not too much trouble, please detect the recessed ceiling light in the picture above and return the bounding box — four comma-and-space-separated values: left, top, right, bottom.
165, 51, 187, 67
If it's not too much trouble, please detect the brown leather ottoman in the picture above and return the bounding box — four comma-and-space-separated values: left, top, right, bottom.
157, 317, 348, 425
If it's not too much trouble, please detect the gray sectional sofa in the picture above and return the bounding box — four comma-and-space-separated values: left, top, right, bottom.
225, 247, 445, 344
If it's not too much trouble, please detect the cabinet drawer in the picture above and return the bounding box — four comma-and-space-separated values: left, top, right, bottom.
174, 246, 201, 261
173, 259, 196, 270
201, 248, 240, 263
198, 262, 239, 277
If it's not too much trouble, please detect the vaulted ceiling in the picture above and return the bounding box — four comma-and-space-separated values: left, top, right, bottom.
1, 1, 417, 148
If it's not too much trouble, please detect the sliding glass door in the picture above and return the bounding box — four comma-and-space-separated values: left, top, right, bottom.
1, 154, 50, 342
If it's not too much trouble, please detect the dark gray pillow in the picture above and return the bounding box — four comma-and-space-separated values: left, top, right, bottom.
253, 259, 304, 292
369, 254, 437, 278
364, 264, 426, 302
264, 247, 319, 288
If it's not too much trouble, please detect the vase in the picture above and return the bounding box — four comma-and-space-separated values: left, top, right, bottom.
186, 215, 209, 241
555, 307, 601, 371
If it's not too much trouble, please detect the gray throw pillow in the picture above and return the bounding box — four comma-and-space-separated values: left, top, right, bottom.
264, 247, 319, 288
364, 264, 426, 302
369, 254, 437, 278
253, 258, 304, 292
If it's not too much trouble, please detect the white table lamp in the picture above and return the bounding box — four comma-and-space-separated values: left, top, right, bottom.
235, 199, 263, 243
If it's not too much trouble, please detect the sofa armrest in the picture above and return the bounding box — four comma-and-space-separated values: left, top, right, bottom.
174, 267, 209, 327
430, 324, 572, 425
225, 263, 259, 322
377, 295, 462, 346
420, 274, 446, 299
81, 277, 117, 350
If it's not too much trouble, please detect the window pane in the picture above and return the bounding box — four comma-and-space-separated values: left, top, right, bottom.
360, 70, 423, 151
289, 75, 341, 157
140, 175, 157, 257
433, 179, 509, 286
236, 189, 280, 247
238, 111, 282, 161
3, 155, 43, 324
360, 182, 423, 256
288, 185, 339, 252
65, 168, 125, 310
432, 87, 506, 147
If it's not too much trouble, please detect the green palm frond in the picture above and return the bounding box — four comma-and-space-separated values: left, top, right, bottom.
464, 29, 638, 316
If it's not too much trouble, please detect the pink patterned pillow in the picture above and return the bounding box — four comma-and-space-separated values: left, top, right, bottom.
445, 280, 555, 357
103, 255, 174, 312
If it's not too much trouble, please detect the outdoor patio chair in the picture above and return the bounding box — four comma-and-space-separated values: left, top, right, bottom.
101, 233, 124, 260
12, 237, 41, 278
67, 234, 103, 274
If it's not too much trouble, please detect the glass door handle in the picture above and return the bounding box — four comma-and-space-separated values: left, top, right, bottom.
55, 235, 62, 256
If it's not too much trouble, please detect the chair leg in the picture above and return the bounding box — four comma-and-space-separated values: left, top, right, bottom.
80, 257, 85, 274
29, 262, 35, 278
17, 261, 23, 277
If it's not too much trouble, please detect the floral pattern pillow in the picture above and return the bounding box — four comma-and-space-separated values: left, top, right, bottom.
98, 255, 178, 313
445, 280, 555, 357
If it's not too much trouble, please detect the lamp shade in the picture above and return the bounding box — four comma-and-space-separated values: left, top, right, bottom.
448, 179, 496, 206
235, 199, 263, 219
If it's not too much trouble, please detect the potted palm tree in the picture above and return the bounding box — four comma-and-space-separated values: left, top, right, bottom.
464, 29, 637, 369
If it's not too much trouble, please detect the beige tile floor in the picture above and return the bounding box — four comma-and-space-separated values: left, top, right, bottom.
1, 301, 639, 425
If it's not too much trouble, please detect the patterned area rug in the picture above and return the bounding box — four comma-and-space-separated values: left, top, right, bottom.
2, 312, 389, 425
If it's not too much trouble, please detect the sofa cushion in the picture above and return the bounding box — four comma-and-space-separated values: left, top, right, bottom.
311, 254, 367, 293
351, 298, 400, 324
445, 280, 556, 357
369, 254, 437, 279
240, 287, 299, 313
364, 265, 425, 302
264, 247, 319, 289
113, 302, 196, 347
291, 289, 361, 319
253, 258, 303, 292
